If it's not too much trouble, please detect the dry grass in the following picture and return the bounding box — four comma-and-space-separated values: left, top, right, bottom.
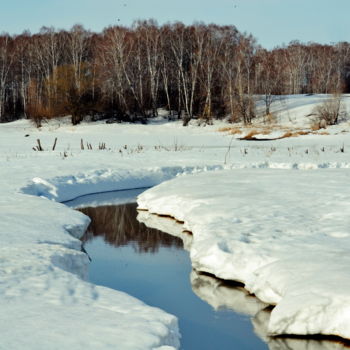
310, 122, 324, 131
241, 130, 260, 140
280, 131, 293, 138
218, 126, 242, 135
310, 124, 320, 131
218, 122, 334, 140
240, 128, 313, 140
228, 128, 243, 135
310, 117, 328, 131
280, 130, 311, 138
217, 126, 233, 132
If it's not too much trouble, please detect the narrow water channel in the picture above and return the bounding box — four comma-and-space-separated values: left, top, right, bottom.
65, 189, 350, 350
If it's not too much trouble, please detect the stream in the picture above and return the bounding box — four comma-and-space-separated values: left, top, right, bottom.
65, 189, 348, 350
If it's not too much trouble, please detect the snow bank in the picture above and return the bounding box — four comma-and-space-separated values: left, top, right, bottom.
137, 210, 350, 350
1, 175, 184, 349
21, 165, 222, 202
1, 94, 350, 348
137, 168, 350, 340
3, 163, 221, 349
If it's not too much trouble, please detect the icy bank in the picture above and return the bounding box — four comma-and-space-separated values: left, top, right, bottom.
1, 170, 189, 349
2, 164, 226, 349
137, 168, 350, 340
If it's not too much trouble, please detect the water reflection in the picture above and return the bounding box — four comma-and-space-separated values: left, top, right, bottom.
137, 210, 350, 350
191, 270, 267, 316
78, 199, 350, 350
266, 337, 350, 350
192, 270, 350, 350
79, 203, 183, 253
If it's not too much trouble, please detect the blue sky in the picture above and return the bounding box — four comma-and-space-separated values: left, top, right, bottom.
0, 0, 349, 49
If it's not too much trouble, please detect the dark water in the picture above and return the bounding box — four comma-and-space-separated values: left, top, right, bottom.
66, 190, 349, 350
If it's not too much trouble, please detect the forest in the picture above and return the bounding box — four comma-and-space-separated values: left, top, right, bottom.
0, 20, 350, 126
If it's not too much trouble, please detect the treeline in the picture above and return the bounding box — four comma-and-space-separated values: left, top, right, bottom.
0, 20, 350, 125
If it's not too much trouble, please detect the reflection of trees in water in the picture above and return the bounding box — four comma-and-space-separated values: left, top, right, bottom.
79, 203, 183, 253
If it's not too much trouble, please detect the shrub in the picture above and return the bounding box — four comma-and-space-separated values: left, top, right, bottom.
312, 95, 343, 126
26, 102, 51, 128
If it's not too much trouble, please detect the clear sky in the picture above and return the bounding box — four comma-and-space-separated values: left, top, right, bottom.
0, 0, 349, 49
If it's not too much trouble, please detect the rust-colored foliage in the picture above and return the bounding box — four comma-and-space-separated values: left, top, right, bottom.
0, 23, 349, 125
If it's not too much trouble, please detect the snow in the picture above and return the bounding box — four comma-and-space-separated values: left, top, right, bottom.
0, 94, 350, 348
255, 94, 350, 127
1, 194, 181, 349
135, 212, 350, 350
137, 168, 350, 340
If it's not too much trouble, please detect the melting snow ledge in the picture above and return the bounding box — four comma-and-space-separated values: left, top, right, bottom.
137, 168, 350, 341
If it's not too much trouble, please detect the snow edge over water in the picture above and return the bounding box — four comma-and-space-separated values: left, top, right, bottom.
137, 167, 350, 342
16, 162, 350, 347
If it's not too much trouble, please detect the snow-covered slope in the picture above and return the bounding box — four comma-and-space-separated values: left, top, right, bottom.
255, 94, 350, 127
0, 94, 350, 348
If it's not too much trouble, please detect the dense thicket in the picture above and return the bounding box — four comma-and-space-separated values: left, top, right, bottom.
1, 21, 350, 125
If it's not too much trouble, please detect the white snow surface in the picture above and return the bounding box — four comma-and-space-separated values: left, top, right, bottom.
137, 213, 350, 350
137, 169, 350, 340
255, 94, 350, 127
1, 94, 350, 348
1, 178, 184, 349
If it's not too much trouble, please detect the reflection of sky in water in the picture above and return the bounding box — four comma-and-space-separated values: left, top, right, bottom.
85, 237, 267, 350
72, 189, 349, 350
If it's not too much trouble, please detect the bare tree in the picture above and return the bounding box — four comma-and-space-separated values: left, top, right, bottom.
136, 20, 161, 117
256, 49, 285, 118
0, 34, 15, 121
1, 21, 350, 126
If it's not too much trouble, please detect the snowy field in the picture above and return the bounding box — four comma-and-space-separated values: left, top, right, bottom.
1, 94, 350, 348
